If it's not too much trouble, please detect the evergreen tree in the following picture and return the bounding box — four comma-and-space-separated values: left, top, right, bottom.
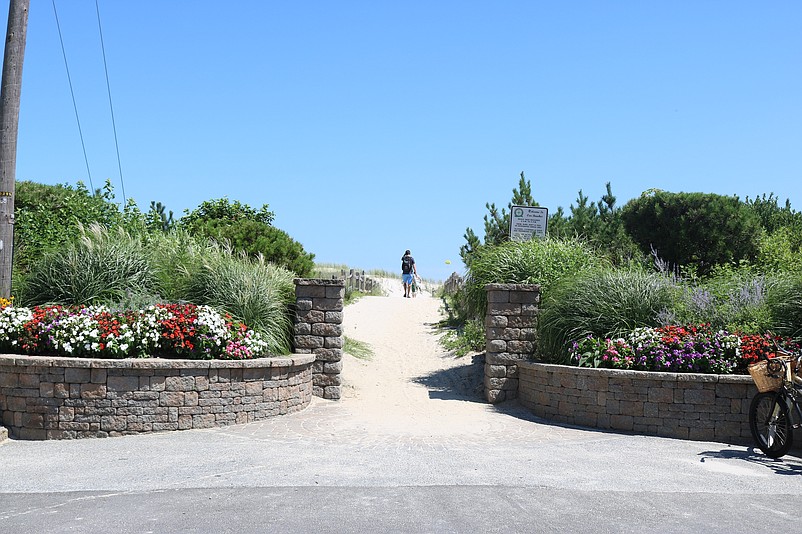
146, 201, 175, 233
547, 206, 570, 238
460, 171, 537, 266
621, 190, 763, 273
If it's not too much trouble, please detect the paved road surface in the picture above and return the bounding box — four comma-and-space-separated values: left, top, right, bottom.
1, 294, 801, 533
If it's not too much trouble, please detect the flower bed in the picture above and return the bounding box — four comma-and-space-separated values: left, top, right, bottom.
570, 324, 797, 374
516, 325, 801, 444
0, 302, 316, 440
0, 303, 271, 360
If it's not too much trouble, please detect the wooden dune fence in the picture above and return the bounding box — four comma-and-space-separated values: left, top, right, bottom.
333, 269, 380, 292
443, 272, 463, 295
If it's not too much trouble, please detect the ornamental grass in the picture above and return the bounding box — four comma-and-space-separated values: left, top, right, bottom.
538, 267, 681, 363
464, 237, 601, 318
18, 224, 158, 307
12, 226, 297, 356
179, 244, 295, 355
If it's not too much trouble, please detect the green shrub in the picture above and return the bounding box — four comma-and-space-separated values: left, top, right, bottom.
13, 180, 130, 273
538, 267, 681, 363
180, 198, 315, 277
18, 224, 158, 307
439, 318, 485, 356
756, 226, 802, 276
621, 190, 763, 274
189, 218, 315, 277
463, 237, 601, 318
181, 197, 274, 226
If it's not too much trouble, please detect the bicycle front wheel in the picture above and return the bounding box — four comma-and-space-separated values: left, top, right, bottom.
749, 391, 793, 459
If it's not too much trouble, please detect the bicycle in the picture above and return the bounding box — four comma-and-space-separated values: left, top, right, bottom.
748, 348, 802, 459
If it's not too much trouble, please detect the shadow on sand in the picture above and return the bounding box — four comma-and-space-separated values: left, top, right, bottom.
412, 352, 486, 402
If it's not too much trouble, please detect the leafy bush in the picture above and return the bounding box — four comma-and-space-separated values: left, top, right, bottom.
538, 267, 681, 363
13, 180, 135, 272
756, 226, 802, 275
463, 237, 601, 318
17, 224, 158, 307
231, 224, 315, 278
181, 197, 274, 227
744, 193, 802, 236
180, 198, 314, 277
439, 318, 485, 357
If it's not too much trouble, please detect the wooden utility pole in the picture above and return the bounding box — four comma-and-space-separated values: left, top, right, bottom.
0, 0, 29, 298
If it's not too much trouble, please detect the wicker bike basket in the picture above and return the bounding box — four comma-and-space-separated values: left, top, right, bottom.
747, 356, 791, 393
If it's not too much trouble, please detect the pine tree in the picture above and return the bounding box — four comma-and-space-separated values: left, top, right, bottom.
460, 171, 538, 266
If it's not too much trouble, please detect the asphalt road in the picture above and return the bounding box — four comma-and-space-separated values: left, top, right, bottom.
1, 397, 801, 534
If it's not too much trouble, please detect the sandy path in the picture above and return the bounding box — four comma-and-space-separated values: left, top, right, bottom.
339, 291, 505, 437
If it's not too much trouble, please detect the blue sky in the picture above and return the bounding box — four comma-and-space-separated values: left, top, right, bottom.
6, 1, 801, 281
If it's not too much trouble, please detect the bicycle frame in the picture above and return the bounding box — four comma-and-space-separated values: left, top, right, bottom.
767, 354, 802, 430
766, 384, 802, 429
749, 348, 802, 457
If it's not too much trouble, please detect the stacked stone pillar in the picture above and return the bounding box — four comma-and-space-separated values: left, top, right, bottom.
484, 283, 540, 404
293, 279, 345, 400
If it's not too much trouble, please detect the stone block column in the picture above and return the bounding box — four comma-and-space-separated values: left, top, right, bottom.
484, 283, 540, 404
293, 279, 345, 400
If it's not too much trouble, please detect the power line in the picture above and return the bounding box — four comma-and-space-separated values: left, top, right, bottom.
95, 0, 126, 204
52, 0, 94, 192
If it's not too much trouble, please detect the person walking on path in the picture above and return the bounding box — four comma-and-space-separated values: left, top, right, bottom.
401, 249, 417, 298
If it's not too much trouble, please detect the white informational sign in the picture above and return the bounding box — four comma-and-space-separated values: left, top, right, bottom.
509, 205, 549, 241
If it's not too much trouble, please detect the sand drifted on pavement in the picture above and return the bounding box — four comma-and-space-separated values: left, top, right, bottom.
339, 288, 518, 438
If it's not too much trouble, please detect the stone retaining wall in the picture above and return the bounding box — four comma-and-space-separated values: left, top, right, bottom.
0, 354, 315, 440
294, 279, 344, 400
518, 362, 757, 444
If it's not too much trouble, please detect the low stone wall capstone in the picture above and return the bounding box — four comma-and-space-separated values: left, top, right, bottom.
0, 354, 315, 440
518, 361, 757, 444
